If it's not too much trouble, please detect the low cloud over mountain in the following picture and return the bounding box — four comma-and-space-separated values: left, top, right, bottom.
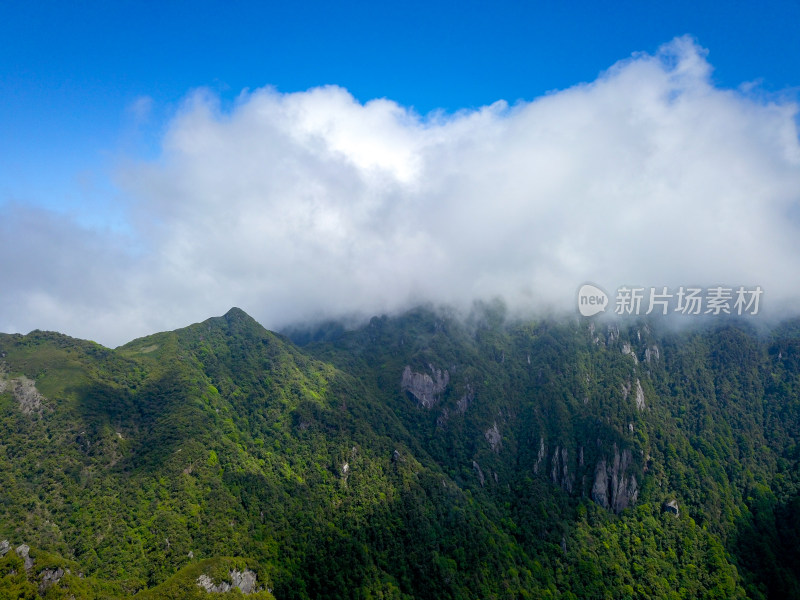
2, 36, 799, 346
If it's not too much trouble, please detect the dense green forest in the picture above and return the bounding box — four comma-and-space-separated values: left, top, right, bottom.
0, 305, 798, 598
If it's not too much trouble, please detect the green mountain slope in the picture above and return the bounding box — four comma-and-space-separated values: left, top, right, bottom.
0, 306, 798, 598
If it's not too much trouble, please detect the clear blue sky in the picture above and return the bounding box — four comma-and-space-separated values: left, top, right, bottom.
2, 0, 799, 215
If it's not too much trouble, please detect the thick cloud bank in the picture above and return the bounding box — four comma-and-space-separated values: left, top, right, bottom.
2, 37, 799, 346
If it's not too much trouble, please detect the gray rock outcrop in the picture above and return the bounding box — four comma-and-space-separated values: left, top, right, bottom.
196, 569, 259, 594
534, 437, 545, 474
0, 541, 66, 592
591, 444, 639, 513
0, 367, 46, 415
645, 345, 660, 363
456, 385, 473, 414
472, 460, 486, 487
622, 343, 638, 363
634, 379, 646, 411
16, 544, 34, 570
484, 422, 501, 453
401, 365, 449, 408
622, 379, 646, 411
13, 377, 44, 415
39, 567, 65, 593
550, 446, 573, 492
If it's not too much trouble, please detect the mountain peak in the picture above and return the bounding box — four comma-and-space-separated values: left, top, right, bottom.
223, 306, 253, 322
198, 307, 265, 337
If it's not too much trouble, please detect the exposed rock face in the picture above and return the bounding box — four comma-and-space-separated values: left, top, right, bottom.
401, 365, 449, 408
645, 345, 660, 363
635, 379, 646, 411
484, 422, 501, 453
0, 366, 46, 415
588, 322, 602, 345
13, 376, 44, 415
439, 384, 474, 428
591, 444, 639, 513
534, 438, 545, 474
197, 574, 223, 593
0, 541, 66, 593
231, 569, 258, 593
39, 567, 65, 593
472, 460, 486, 487
622, 343, 638, 363
197, 569, 259, 594
561, 448, 571, 492
623, 379, 646, 411
551, 447, 559, 483
663, 500, 679, 516
16, 544, 34, 570
592, 460, 609, 507
550, 446, 573, 492
456, 385, 473, 414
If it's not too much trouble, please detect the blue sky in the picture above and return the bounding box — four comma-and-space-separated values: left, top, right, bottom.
1, 1, 800, 344
3, 1, 798, 209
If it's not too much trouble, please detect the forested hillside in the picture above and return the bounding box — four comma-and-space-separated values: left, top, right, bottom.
0, 306, 798, 598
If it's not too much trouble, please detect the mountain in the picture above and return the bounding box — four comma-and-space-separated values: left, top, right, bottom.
0, 305, 798, 598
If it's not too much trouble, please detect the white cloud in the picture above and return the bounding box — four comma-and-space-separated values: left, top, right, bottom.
2, 36, 799, 346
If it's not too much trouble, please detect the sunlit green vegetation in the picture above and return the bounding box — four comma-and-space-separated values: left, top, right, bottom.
0, 306, 797, 598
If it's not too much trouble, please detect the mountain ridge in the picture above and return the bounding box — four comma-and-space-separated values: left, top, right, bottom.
0, 306, 798, 598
